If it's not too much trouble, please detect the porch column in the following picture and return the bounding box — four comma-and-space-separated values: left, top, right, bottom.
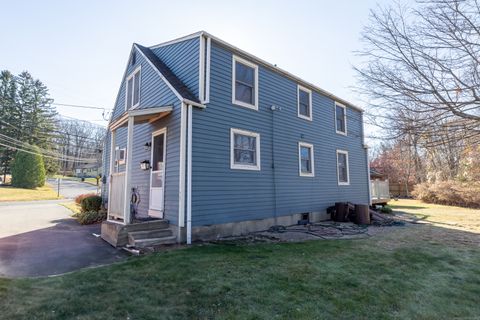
107, 129, 116, 218
123, 116, 134, 224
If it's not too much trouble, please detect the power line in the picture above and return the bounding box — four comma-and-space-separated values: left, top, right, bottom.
0, 142, 97, 163
52, 103, 112, 111
0, 134, 98, 162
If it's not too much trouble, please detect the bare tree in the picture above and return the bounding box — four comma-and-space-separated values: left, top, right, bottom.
356, 0, 480, 145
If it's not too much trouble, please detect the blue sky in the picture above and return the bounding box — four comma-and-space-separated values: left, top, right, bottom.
0, 0, 389, 127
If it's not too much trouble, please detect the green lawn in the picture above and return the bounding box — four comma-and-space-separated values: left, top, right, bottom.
0, 184, 60, 202
1, 200, 479, 319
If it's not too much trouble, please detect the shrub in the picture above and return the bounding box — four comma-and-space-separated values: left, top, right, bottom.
77, 210, 107, 225
80, 195, 102, 213
11, 148, 46, 189
412, 181, 480, 208
380, 205, 393, 214
75, 193, 97, 205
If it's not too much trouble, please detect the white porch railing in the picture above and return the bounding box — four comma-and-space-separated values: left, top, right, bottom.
371, 179, 390, 201
108, 172, 126, 221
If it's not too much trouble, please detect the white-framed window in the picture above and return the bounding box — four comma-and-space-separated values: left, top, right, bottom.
232, 56, 258, 110
336, 149, 350, 185
297, 85, 312, 121
115, 147, 126, 166
335, 102, 347, 135
298, 142, 314, 177
125, 66, 141, 110
230, 128, 261, 171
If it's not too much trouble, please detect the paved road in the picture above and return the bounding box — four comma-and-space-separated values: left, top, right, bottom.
47, 178, 99, 199
0, 201, 126, 278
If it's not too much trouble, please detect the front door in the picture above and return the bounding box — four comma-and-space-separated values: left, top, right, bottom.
149, 129, 166, 218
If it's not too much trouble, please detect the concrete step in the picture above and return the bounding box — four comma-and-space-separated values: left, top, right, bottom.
130, 235, 177, 248
128, 229, 173, 242
123, 219, 169, 232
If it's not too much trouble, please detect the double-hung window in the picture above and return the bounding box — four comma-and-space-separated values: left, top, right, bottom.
232, 56, 258, 110
298, 142, 314, 177
230, 128, 260, 170
336, 150, 350, 185
126, 67, 141, 110
297, 86, 312, 120
335, 102, 347, 135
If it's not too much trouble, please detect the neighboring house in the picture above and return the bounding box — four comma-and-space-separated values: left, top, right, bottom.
75, 164, 102, 178
101, 31, 370, 247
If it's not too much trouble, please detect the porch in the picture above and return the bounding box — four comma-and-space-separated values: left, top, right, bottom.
102, 106, 177, 247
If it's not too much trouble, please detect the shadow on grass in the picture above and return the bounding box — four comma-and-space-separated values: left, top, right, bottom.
391, 205, 427, 210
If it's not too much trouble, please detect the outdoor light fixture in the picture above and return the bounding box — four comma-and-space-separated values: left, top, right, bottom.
144, 142, 152, 151
140, 160, 151, 171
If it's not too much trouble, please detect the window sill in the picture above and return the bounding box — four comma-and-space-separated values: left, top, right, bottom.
231, 164, 261, 171
298, 115, 313, 121
338, 181, 350, 186
336, 130, 347, 136
299, 172, 315, 177
232, 99, 258, 111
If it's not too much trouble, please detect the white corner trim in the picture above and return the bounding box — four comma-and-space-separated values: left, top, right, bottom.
336, 149, 350, 186
186, 104, 193, 245
125, 66, 142, 111
297, 85, 312, 121
204, 37, 211, 104
298, 142, 315, 177
230, 128, 261, 171
335, 101, 347, 135
232, 55, 259, 111
199, 35, 205, 102
178, 102, 186, 230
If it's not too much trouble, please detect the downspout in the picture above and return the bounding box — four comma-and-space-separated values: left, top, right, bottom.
186, 104, 193, 244
362, 112, 372, 206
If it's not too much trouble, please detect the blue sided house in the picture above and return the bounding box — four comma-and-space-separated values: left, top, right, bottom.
101, 31, 371, 247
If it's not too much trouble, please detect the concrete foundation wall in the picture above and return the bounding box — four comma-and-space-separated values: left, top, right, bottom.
192, 210, 329, 241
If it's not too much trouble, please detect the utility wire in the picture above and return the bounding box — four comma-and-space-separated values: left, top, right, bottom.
0, 135, 98, 162
0, 142, 97, 163
52, 103, 112, 110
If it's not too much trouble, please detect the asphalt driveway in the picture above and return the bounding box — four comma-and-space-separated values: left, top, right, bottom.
0, 200, 126, 278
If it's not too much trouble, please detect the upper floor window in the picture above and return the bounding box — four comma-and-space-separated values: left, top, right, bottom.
336, 150, 350, 185
298, 142, 314, 177
335, 102, 347, 135
297, 86, 312, 121
230, 128, 260, 170
126, 67, 141, 110
232, 56, 258, 110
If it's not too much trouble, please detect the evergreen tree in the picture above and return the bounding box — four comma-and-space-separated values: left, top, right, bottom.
11, 147, 46, 188
0, 70, 57, 178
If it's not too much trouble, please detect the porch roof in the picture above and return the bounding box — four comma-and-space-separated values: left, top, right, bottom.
109, 105, 173, 131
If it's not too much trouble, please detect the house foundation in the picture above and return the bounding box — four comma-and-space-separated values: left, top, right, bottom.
192, 211, 329, 241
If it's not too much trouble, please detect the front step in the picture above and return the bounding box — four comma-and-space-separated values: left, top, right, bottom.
129, 235, 177, 248
123, 220, 169, 232
128, 229, 173, 242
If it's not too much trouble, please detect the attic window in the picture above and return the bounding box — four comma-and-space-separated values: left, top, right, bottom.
131, 51, 136, 66
126, 67, 141, 110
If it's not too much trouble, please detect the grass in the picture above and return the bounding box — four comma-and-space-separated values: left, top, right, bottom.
0, 199, 479, 319
0, 184, 60, 202
59, 201, 82, 216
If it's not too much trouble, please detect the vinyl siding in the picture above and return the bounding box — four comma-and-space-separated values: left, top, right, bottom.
103, 45, 182, 225
190, 41, 369, 226
151, 37, 200, 97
